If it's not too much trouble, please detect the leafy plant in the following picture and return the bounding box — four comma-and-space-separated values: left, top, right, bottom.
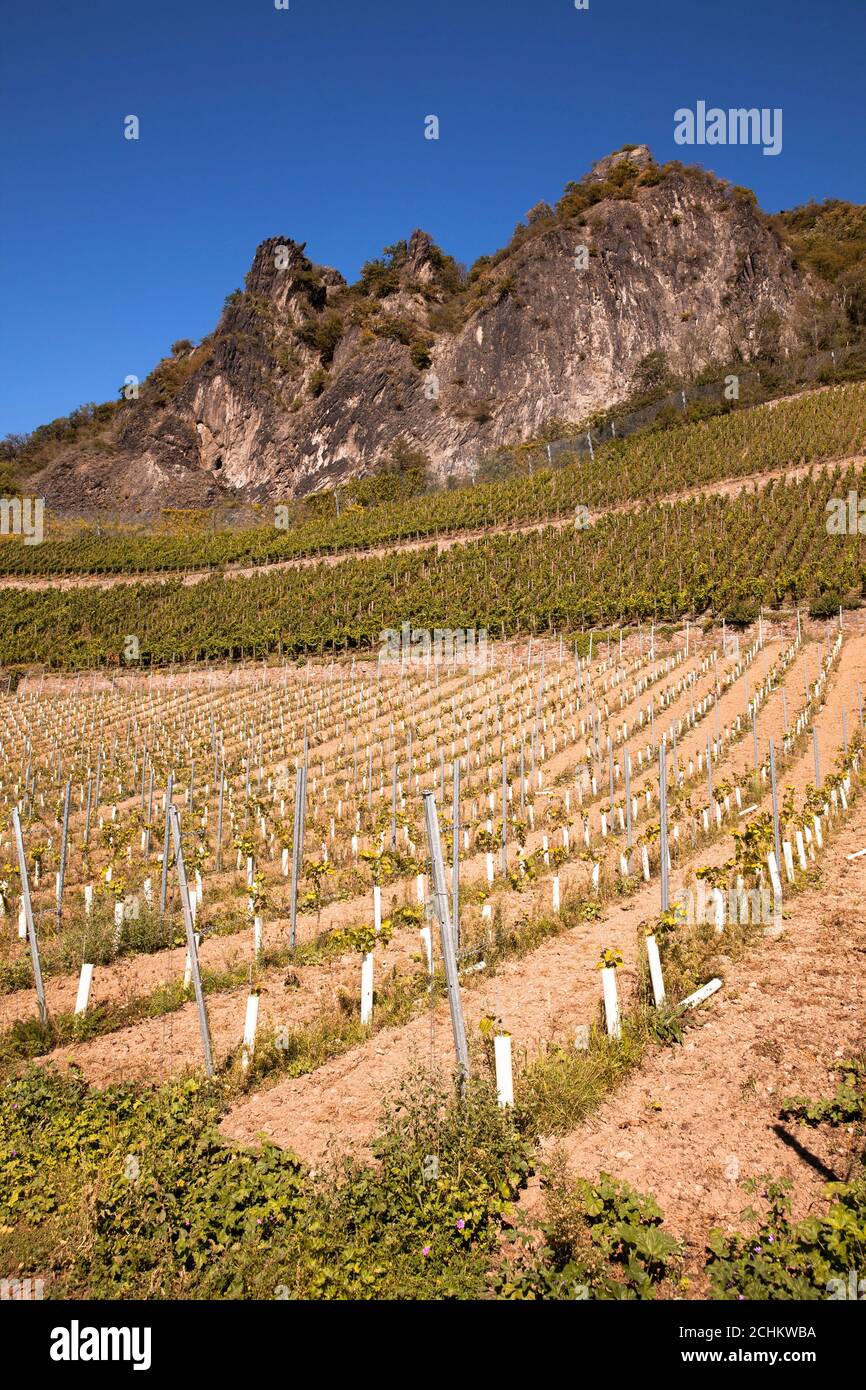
597, 947, 624, 970
329, 920, 393, 956
497, 1158, 681, 1300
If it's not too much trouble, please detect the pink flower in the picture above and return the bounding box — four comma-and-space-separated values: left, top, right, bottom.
422, 1245, 431, 1257
455, 1219, 466, 1230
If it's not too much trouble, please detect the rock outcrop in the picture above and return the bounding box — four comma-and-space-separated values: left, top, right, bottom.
32, 147, 815, 516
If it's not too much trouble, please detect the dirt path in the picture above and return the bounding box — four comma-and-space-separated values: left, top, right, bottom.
2, 454, 861, 593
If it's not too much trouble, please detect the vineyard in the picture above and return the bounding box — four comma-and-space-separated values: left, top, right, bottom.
2, 381, 864, 578
1, 462, 864, 669
1, 603, 865, 1300
1, 370, 866, 1310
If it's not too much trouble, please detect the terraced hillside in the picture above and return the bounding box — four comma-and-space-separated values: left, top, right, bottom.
2, 379, 865, 1304
3, 382, 864, 579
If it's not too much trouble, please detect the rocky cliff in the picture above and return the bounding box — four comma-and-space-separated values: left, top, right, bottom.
31, 146, 816, 516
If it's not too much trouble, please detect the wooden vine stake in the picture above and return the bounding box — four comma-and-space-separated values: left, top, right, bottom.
216, 770, 225, 873
159, 772, 174, 917
769, 740, 781, 868
501, 753, 508, 877
56, 777, 71, 922
169, 805, 214, 1077
451, 757, 460, 950
767, 739, 783, 933
423, 790, 469, 1083
12, 807, 48, 1029
289, 763, 307, 948
624, 748, 633, 857
658, 741, 670, 912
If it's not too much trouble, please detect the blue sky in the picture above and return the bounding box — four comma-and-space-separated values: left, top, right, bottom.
2, 0, 864, 436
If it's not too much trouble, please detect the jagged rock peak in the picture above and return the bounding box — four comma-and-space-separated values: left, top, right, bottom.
587, 143, 655, 183
405, 229, 439, 282
27, 146, 824, 520
241, 238, 345, 309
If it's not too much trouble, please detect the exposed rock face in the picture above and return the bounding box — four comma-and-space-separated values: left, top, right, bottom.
586, 144, 655, 182
34, 148, 816, 516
